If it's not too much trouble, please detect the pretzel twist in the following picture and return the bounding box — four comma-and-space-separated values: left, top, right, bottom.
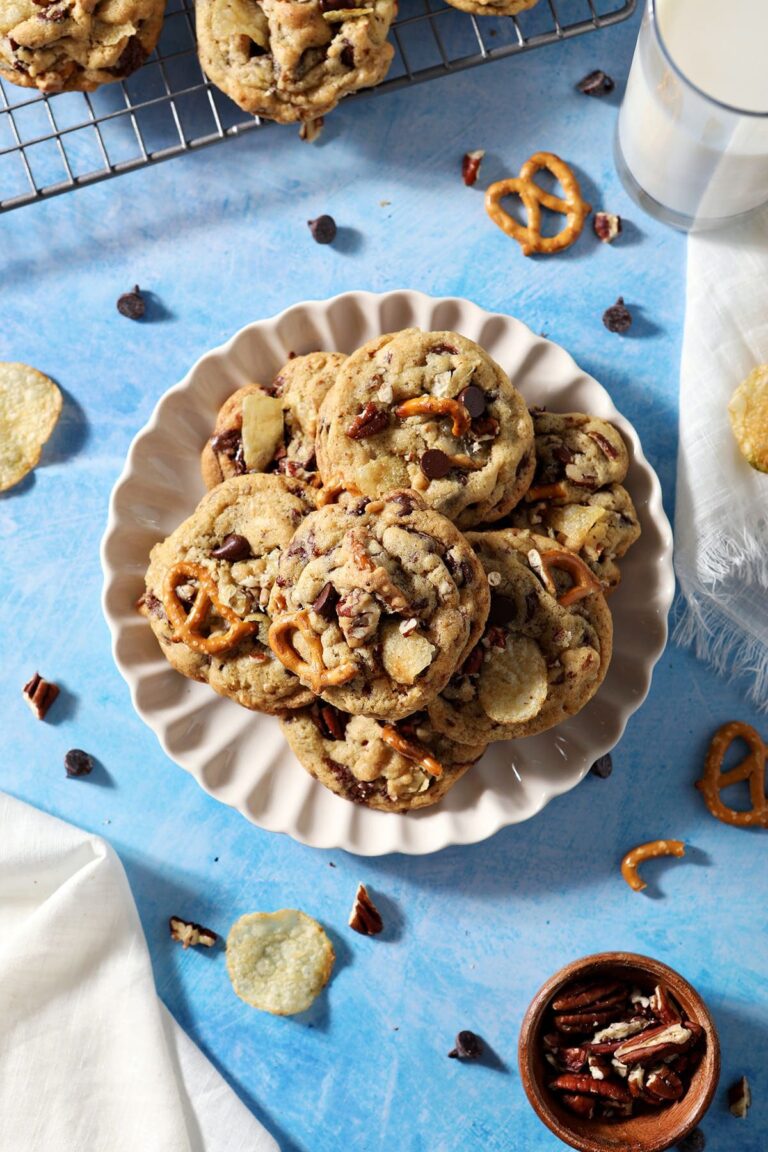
395, 395, 471, 439
163, 562, 259, 655
538, 548, 602, 606
696, 721, 768, 828
268, 610, 358, 694
621, 840, 686, 893
380, 725, 443, 778
485, 152, 591, 257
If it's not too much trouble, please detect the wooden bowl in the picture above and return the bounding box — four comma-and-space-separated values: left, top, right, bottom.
518, 952, 720, 1152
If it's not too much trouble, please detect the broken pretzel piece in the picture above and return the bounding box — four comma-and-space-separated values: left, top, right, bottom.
395, 395, 471, 439
380, 724, 443, 778
620, 839, 686, 893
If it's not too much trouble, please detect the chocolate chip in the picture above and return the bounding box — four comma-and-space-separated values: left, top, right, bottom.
420, 448, 451, 480
308, 214, 337, 244
576, 69, 614, 96
602, 297, 632, 334
210, 428, 241, 458
210, 533, 252, 562
488, 595, 517, 626
312, 582, 339, 620
64, 749, 93, 777
677, 1131, 706, 1152
590, 753, 613, 778
448, 1030, 484, 1059
459, 385, 486, 419
117, 285, 146, 320
391, 492, 416, 516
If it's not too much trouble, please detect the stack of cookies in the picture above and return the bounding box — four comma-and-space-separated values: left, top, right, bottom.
142, 328, 640, 813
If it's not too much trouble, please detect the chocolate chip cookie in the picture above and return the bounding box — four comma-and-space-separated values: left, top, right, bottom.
0, 0, 164, 93
316, 329, 535, 529
201, 352, 345, 489
280, 703, 486, 812
142, 473, 316, 713
524, 410, 629, 504
443, 0, 539, 16
195, 0, 395, 126
428, 529, 612, 745
508, 483, 641, 590
267, 490, 490, 720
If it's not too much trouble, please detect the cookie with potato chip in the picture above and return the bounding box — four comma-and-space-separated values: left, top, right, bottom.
428, 529, 612, 745
226, 909, 335, 1015
0, 362, 62, 492
728, 364, 768, 473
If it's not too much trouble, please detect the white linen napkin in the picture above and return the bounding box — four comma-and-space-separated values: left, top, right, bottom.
674, 206, 768, 706
0, 792, 278, 1152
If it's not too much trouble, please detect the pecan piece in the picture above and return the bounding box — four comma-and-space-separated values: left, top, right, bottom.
169, 916, 218, 949
614, 1022, 693, 1066
646, 1065, 684, 1102
548, 1074, 631, 1103
347, 402, 389, 440
462, 150, 485, 187
560, 1093, 595, 1119
348, 882, 383, 935
552, 980, 624, 1013
649, 983, 682, 1024
22, 672, 60, 720
728, 1075, 751, 1118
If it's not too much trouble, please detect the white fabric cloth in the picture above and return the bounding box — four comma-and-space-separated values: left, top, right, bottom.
674, 206, 768, 707
0, 792, 278, 1152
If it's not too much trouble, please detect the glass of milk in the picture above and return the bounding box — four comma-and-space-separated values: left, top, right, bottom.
615, 0, 768, 230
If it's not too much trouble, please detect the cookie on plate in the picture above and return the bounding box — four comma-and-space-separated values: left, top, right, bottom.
142, 473, 316, 713
507, 483, 641, 590
0, 0, 165, 93
524, 410, 629, 504
267, 489, 490, 720
428, 529, 612, 745
201, 352, 345, 488
315, 328, 535, 529
195, 0, 395, 126
280, 703, 486, 812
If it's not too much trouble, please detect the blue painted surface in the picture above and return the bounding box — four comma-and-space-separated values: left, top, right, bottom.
1, 7, 766, 1150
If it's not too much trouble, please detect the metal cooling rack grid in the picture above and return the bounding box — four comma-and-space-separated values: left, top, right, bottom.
0, 0, 636, 214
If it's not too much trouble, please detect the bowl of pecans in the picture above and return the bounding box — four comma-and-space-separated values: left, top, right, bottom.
518, 952, 720, 1152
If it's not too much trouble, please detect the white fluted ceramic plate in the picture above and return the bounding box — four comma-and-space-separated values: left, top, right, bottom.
101, 290, 673, 856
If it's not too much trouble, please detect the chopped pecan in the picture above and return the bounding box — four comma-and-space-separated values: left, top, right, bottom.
22, 672, 60, 720
348, 882, 383, 935
728, 1075, 751, 1118
646, 1065, 684, 1101
462, 150, 485, 187
347, 402, 389, 440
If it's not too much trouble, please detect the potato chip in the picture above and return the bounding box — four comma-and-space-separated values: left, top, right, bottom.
728, 364, 768, 473
226, 909, 335, 1015
0, 362, 62, 492
479, 635, 548, 724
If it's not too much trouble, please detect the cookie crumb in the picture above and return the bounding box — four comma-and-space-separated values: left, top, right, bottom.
117, 285, 146, 320
308, 215, 337, 244
22, 672, 59, 720
169, 916, 218, 949
602, 297, 632, 334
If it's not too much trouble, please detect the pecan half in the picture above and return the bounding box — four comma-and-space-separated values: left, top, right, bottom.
613, 1022, 693, 1066
22, 672, 60, 720
549, 1074, 631, 1103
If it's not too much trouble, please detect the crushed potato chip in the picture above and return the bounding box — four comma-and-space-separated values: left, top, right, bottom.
728, 364, 768, 473
380, 620, 435, 683
241, 391, 284, 471
479, 635, 548, 724
0, 362, 62, 492
226, 909, 335, 1015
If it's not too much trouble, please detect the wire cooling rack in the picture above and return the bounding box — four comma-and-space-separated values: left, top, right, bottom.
0, 0, 635, 214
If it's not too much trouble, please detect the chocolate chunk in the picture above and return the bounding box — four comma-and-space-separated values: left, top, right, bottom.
420, 448, 451, 480
210, 533, 252, 562
391, 492, 417, 516
22, 672, 59, 720
430, 343, 459, 356
64, 749, 93, 777
448, 1030, 484, 1059
677, 1130, 706, 1152
210, 428, 241, 458
602, 297, 632, 334
117, 285, 146, 320
312, 582, 339, 620
307, 214, 337, 244
111, 34, 146, 77
576, 69, 614, 96
459, 385, 486, 419
460, 645, 484, 677
340, 43, 355, 68
590, 753, 613, 779
488, 595, 517, 626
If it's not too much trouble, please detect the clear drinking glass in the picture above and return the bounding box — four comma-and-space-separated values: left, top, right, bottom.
615, 0, 768, 231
